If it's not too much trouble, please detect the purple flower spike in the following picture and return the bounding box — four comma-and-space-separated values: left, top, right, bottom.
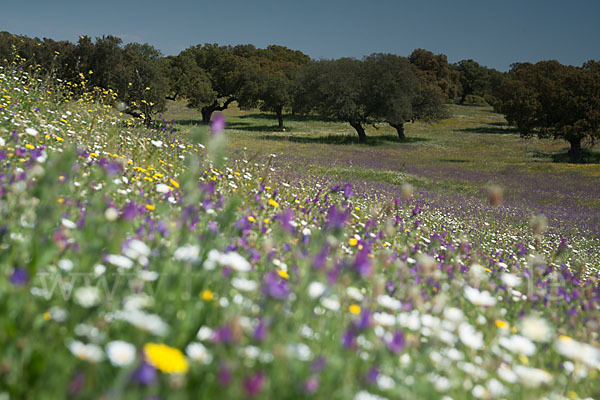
211, 113, 226, 134
262, 271, 290, 299
121, 201, 138, 221
68, 372, 86, 396
354, 247, 372, 277
253, 319, 268, 342
243, 371, 266, 397
218, 362, 232, 385
303, 377, 319, 393
131, 361, 157, 385
10, 268, 29, 286
386, 330, 405, 354
311, 356, 327, 373
343, 183, 353, 198
366, 366, 380, 384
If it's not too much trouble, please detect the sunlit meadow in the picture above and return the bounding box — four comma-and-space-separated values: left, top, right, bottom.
1, 63, 599, 400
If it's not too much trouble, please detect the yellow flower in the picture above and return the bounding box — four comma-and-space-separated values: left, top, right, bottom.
348, 238, 358, 246
349, 304, 361, 314
201, 289, 213, 301
169, 179, 179, 188
495, 319, 509, 330
89, 152, 98, 158
143, 343, 188, 374
268, 199, 279, 207
25, 144, 34, 149
146, 204, 155, 211
278, 269, 289, 280
248, 216, 255, 223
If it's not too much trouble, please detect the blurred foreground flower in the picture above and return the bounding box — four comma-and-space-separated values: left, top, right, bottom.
144, 343, 189, 374
10, 268, 29, 286
106, 340, 136, 367
211, 113, 226, 134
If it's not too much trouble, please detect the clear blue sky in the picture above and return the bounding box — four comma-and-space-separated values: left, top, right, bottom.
1, 0, 598, 71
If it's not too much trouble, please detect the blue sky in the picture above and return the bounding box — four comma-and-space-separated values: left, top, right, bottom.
1, 0, 598, 71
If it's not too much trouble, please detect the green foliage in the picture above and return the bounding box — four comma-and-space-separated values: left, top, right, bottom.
455, 59, 503, 104
179, 44, 253, 122
295, 58, 369, 123
295, 55, 447, 141
495, 60, 600, 160
409, 48, 461, 100
364, 54, 419, 126
162, 53, 215, 106
242, 45, 311, 128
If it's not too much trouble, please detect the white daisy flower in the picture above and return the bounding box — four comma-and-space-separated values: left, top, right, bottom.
74, 287, 101, 308
105, 254, 134, 269
513, 365, 553, 387
499, 335, 536, 356
156, 183, 170, 193
464, 286, 497, 307
376, 294, 402, 311
106, 340, 136, 367
231, 277, 258, 292
25, 127, 39, 136
68, 340, 104, 362
174, 244, 200, 262
196, 326, 215, 341
186, 342, 213, 364
520, 315, 553, 342
458, 322, 484, 350
555, 335, 600, 370
307, 281, 326, 298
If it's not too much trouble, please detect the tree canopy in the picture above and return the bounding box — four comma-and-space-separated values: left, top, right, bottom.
495, 60, 600, 161
454, 59, 503, 104
409, 49, 460, 100
294, 55, 447, 142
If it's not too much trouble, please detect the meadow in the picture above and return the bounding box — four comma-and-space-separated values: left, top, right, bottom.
1, 65, 599, 400
163, 100, 600, 241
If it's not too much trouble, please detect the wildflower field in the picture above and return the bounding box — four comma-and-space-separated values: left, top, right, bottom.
1, 65, 600, 400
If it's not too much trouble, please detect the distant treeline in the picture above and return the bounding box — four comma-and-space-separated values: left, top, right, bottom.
1, 31, 599, 158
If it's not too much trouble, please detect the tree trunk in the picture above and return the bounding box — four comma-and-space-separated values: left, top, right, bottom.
201, 98, 236, 123
568, 137, 583, 162
349, 121, 367, 143
390, 123, 405, 140
276, 107, 284, 129
201, 107, 214, 123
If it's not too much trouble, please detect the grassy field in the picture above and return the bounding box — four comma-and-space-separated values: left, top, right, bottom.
162, 101, 600, 238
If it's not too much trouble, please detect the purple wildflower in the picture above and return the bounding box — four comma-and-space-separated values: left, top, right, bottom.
386, 330, 405, 354
253, 319, 268, 342
131, 361, 157, 385
303, 377, 319, 393
354, 246, 372, 277
325, 205, 347, 231
262, 271, 290, 300
366, 367, 379, 384
10, 268, 29, 286
211, 113, 226, 134
121, 201, 138, 221
243, 371, 266, 397
311, 356, 327, 373
218, 362, 232, 385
